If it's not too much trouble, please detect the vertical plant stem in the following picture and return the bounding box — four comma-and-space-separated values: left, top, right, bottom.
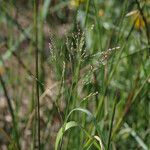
84, 0, 90, 27
93, 0, 102, 51
0, 75, 20, 150
106, 96, 118, 150
39, 4, 45, 93
34, 0, 41, 149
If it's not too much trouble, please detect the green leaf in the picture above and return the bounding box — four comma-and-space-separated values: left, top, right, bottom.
42, 0, 51, 20
66, 107, 103, 140
55, 120, 102, 150
55, 121, 78, 150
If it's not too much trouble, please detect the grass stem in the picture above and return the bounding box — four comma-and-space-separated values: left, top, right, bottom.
34, 0, 41, 149
0, 74, 20, 150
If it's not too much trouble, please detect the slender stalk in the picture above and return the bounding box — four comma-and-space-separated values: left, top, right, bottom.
106, 95, 118, 150
0, 74, 20, 150
34, 0, 41, 149
93, 0, 102, 51
39, 4, 45, 93
84, 0, 90, 27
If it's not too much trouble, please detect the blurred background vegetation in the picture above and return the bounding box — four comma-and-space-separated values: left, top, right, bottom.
0, 0, 150, 150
